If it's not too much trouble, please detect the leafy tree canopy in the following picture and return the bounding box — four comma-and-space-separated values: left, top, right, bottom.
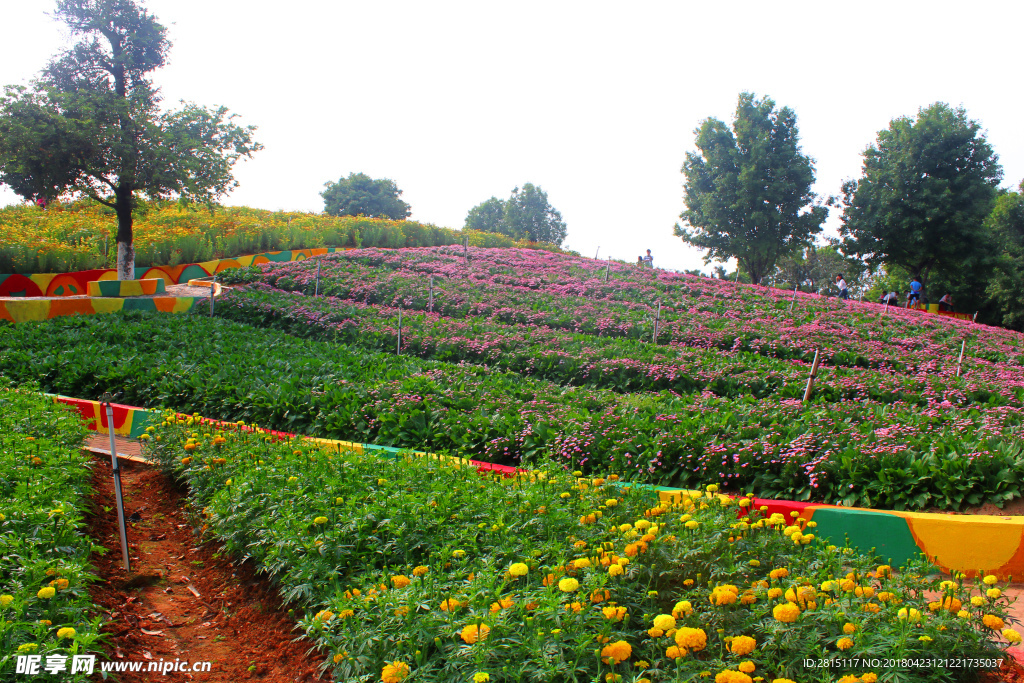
676, 92, 827, 285
464, 183, 567, 246
770, 242, 867, 296
321, 172, 411, 220
838, 102, 1002, 289
0, 0, 262, 280
985, 183, 1024, 329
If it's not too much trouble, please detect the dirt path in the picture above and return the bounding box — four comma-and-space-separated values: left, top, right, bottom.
85, 453, 329, 682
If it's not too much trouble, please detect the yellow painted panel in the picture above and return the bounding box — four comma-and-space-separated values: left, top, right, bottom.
906, 514, 1024, 573
92, 299, 125, 315
7, 300, 52, 323
96, 271, 118, 281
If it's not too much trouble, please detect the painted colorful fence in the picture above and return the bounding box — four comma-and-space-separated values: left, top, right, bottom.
0, 247, 346, 297
0, 296, 200, 323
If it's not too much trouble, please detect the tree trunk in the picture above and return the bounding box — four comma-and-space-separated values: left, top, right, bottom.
115, 185, 134, 281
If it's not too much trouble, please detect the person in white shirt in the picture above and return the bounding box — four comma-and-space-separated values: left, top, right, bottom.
835, 274, 849, 300
939, 293, 953, 312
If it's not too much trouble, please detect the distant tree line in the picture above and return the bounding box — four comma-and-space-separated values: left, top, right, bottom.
677, 92, 1024, 329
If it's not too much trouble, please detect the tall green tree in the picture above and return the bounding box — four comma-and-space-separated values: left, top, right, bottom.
838, 102, 1002, 290
985, 184, 1024, 329
770, 242, 867, 295
464, 196, 506, 234
0, 0, 262, 280
321, 172, 411, 220
464, 183, 567, 245
676, 92, 827, 285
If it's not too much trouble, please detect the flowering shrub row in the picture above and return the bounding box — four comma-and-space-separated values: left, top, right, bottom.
0, 202, 564, 274
144, 414, 1017, 683
0, 382, 103, 679
3, 313, 1024, 510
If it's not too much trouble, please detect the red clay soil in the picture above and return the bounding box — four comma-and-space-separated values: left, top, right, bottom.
85, 453, 330, 682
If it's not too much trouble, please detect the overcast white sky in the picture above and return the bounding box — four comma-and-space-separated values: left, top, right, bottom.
2, 0, 1022, 272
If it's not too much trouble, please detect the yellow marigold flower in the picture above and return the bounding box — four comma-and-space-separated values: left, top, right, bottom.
181, 457, 192, 465
600, 640, 632, 665
666, 645, 687, 658
603, 605, 627, 622
730, 635, 756, 656
412, 566, 428, 577
381, 660, 410, 683
391, 575, 410, 589
508, 562, 528, 577
605, 499, 618, 507
987, 588, 1002, 599
460, 623, 490, 644
1003, 628, 1022, 644
943, 597, 962, 612
18, 643, 38, 653
715, 670, 752, 683
971, 595, 986, 606
685, 520, 699, 530
314, 610, 334, 622
452, 550, 466, 559
313, 516, 328, 525
439, 598, 462, 612
37, 587, 55, 600
983, 614, 1005, 630
473, 674, 490, 683
608, 564, 624, 577
767, 587, 783, 599
674, 627, 707, 651
711, 588, 738, 606
738, 661, 756, 674
772, 603, 800, 623
769, 568, 789, 580
287, 476, 298, 483
836, 637, 854, 650
984, 574, 998, 585
707, 484, 719, 493
837, 677, 859, 683
558, 577, 579, 592
653, 614, 676, 631
919, 636, 933, 643
673, 600, 693, 616
57, 627, 75, 638
843, 622, 857, 634
0, 595, 13, 607
958, 610, 970, 618
877, 591, 893, 602
862, 674, 878, 683
338, 609, 354, 618
573, 557, 592, 569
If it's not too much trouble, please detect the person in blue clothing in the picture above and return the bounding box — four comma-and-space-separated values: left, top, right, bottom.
906, 277, 923, 308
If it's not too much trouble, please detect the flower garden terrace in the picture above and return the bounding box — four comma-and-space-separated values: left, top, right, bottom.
146, 413, 1022, 683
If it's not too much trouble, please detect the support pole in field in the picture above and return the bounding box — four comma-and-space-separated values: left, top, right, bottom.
464, 235, 469, 261
595, 246, 600, 260
788, 285, 798, 313
956, 340, 966, 378
652, 300, 661, 344
605, 257, 610, 282
397, 307, 402, 355
802, 350, 821, 403
209, 276, 216, 316
314, 260, 321, 297
881, 301, 889, 316
428, 275, 434, 313
102, 397, 131, 572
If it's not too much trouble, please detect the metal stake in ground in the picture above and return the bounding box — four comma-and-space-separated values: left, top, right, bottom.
209, 276, 216, 316
464, 235, 469, 261
605, 257, 610, 282
428, 275, 434, 313
314, 260, 321, 297
788, 284, 798, 313
802, 350, 821, 403
956, 340, 966, 378
595, 246, 600, 260
652, 301, 661, 344
101, 396, 131, 571
397, 307, 402, 355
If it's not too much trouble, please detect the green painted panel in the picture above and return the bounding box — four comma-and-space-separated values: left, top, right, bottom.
177, 264, 211, 282
263, 251, 293, 262
812, 508, 922, 566
121, 298, 157, 312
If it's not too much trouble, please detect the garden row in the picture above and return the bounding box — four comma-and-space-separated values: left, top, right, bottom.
0, 201, 564, 274
220, 247, 1024, 372
0, 383, 101, 681
3, 313, 1023, 511
146, 412, 1017, 683
216, 283, 1004, 407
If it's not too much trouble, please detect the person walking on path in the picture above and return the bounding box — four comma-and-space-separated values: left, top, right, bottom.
836, 274, 849, 300
907, 277, 923, 308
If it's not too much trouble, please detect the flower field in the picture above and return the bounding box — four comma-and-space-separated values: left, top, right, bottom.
0, 383, 103, 680
143, 413, 1017, 683
0, 202, 562, 274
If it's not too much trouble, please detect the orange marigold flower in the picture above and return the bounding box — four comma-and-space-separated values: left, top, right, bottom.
600, 640, 632, 665
460, 623, 491, 644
